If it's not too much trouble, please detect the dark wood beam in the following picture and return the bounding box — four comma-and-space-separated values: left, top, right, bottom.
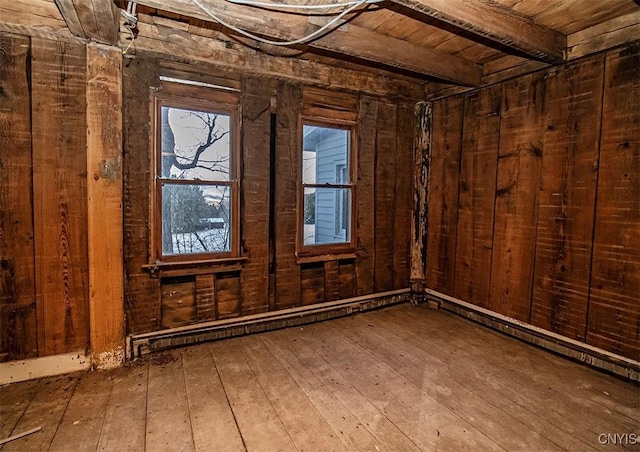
133, 0, 482, 85
55, 0, 119, 45
388, 0, 566, 63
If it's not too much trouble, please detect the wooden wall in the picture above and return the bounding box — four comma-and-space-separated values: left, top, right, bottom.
0, 33, 90, 361
122, 54, 416, 335
426, 42, 639, 361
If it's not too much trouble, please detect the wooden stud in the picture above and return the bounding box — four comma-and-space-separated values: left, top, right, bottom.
86, 43, 125, 368
393, 102, 414, 290
274, 82, 302, 309
374, 102, 398, 292
240, 75, 274, 316
122, 55, 162, 334
355, 97, 378, 296
410, 102, 432, 293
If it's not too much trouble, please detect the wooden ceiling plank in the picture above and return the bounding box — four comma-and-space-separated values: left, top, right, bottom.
54, 0, 119, 44
54, 0, 87, 38
567, 10, 640, 60
387, 0, 566, 63
89, 0, 119, 45
133, 0, 481, 85
130, 17, 426, 99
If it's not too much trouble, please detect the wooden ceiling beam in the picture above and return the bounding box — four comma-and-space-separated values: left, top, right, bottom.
132, 0, 482, 86
54, 0, 119, 45
388, 0, 566, 64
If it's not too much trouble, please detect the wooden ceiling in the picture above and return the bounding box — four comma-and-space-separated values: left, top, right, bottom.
2, 0, 638, 94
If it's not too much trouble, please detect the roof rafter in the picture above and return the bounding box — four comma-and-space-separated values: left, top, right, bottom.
388, 0, 566, 64
133, 0, 482, 86
55, 0, 119, 45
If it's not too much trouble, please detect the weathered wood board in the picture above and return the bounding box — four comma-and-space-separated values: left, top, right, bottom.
587, 44, 640, 360
453, 85, 500, 308
31, 37, 89, 355
0, 33, 38, 361
427, 96, 463, 296
488, 72, 545, 321
530, 56, 603, 341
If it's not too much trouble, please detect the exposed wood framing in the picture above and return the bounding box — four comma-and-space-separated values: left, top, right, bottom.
389, 0, 566, 64
130, 19, 424, 100
409, 102, 431, 293
133, 0, 482, 85
86, 43, 124, 369
54, 0, 119, 45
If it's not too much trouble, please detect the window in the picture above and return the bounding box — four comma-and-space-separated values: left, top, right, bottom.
153, 86, 239, 262
300, 121, 355, 254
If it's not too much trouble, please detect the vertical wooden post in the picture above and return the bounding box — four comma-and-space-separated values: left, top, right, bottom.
410, 102, 432, 300
86, 43, 124, 369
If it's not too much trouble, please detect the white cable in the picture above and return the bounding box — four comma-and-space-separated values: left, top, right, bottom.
191, 0, 368, 46
225, 0, 381, 10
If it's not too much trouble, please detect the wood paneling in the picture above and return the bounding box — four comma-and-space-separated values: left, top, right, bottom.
427, 43, 639, 360
374, 102, 397, 293
393, 103, 414, 290
488, 73, 545, 321
274, 82, 302, 310
300, 263, 325, 306
530, 57, 603, 341
454, 86, 501, 308
355, 97, 378, 296
161, 277, 196, 329
216, 272, 241, 320
587, 44, 640, 360
122, 56, 161, 334
338, 261, 356, 300
31, 37, 89, 355
239, 75, 273, 316
0, 33, 37, 361
427, 96, 463, 296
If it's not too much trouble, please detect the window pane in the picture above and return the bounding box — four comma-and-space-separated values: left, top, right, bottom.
162, 183, 232, 255
161, 106, 231, 181
303, 187, 351, 245
302, 125, 349, 184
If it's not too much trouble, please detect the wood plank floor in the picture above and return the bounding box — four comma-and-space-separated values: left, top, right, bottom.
1, 303, 638, 451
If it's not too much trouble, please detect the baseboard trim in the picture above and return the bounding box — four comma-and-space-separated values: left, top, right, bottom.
425, 288, 640, 382
127, 289, 411, 358
0, 351, 90, 386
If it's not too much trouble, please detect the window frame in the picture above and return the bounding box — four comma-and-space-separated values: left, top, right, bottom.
297, 116, 357, 257
151, 84, 241, 264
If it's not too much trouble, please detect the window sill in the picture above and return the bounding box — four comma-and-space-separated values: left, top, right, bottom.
296, 252, 357, 264
143, 257, 248, 277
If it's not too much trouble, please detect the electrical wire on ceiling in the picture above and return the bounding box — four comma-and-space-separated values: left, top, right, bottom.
225, 0, 382, 11
191, 0, 376, 46
121, 1, 138, 55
